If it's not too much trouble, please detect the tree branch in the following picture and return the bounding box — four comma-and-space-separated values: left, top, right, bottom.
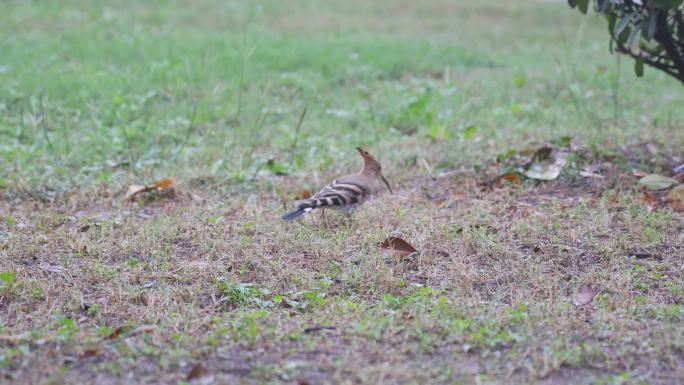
654, 10, 684, 84
615, 45, 681, 80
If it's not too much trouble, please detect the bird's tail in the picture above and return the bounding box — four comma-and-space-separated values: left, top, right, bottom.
281, 203, 315, 221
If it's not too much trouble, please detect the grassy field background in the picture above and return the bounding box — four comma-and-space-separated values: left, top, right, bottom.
1, 1, 684, 384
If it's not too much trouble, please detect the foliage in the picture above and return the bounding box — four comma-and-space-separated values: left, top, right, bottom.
569, 0, 684, 84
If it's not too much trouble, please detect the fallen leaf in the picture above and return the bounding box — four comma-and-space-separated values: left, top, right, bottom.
638, 174, 678, 190
452, 191, 467, 201
154, 178, 173, 189
124, 185, 148, 200
378, 237, 419, 258
524, 162, 561, 181
186, 363, 210, 381
81, 349, 100, 359
642, 192, 659, 211
0, 271, 16, 285
265, 158, 288, 176
632, 169, 649, 178
522, 148, 568, 181
666, 184, 684, 212
579, 169, 604, 179
124, 178, 174, 201
495, 172, 522, 186
106, 326, 123, 340
572, 284, 596, 306
463, 125, 477, 139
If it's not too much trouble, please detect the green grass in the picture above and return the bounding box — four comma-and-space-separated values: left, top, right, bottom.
1, 1, 684, 384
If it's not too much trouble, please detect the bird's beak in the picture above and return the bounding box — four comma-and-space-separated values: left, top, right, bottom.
381, 175, 393, 194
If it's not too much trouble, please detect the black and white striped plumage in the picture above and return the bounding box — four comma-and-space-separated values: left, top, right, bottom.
282, 147, 392, 221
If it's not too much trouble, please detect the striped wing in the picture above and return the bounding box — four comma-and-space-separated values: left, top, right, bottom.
299, 176, 371, 211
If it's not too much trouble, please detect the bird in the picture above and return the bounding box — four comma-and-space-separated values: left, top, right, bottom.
282, 147, 392, 222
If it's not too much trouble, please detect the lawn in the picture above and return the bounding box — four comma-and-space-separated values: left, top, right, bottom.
1, 0, 684, 384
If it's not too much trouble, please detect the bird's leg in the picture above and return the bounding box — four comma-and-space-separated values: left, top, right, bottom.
346, 213, 353, 227
320, 208, 330, 228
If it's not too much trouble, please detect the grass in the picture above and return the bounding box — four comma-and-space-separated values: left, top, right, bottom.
1, 0, 684, 384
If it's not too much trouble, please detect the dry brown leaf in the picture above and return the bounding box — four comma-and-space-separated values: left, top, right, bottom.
81, 349, 100, 359
666, 184, 684, 212
106, 326, 123, 340
378, 237, 419, 258
154, 178, 173, 189
495, 172, 522, 186
124, 178, 174, 201
452, 191, 467, 201
431, 197, 447, 206
124, 185, 149, 200
572, 284, 596, 307
186, 363, 210, 382
642, 192, 659, 211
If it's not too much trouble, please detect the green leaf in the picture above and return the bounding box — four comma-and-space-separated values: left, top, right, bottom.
626, 26, 640, 51
617, 25, 631, 45
463, 125, 477, 139
578, 0, 589, 14
635, 57, 644, 77
651, 0, 683, 9
0, 271, 16, 285
638, 174, 678, 190
615, 14, 632, 37
607, 14, 617, 34
606, 14, 617, 53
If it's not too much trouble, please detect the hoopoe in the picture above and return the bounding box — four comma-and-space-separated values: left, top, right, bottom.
282, 147, 392, 221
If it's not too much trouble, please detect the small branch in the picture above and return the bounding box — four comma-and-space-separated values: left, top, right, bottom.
615, 46, 680, 78
288, 106, 307, 166
654, 10, 684, 84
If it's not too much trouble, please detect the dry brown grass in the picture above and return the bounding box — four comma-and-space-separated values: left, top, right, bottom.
2, 155, 684, 384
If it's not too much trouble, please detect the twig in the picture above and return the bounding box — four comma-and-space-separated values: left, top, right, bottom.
288, 106, 307, 166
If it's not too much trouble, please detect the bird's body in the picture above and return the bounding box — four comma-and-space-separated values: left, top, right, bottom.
282, 148, 391, 221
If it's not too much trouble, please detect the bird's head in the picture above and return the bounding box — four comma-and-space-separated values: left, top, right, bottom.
356, 147, 393, 194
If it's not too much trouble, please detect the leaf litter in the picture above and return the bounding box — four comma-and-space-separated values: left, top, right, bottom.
638, 174, 678, 191
522, 146, 568, 181
666, 184, 684, 212
124, 178, 174, 201
378, 237, 419, 258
